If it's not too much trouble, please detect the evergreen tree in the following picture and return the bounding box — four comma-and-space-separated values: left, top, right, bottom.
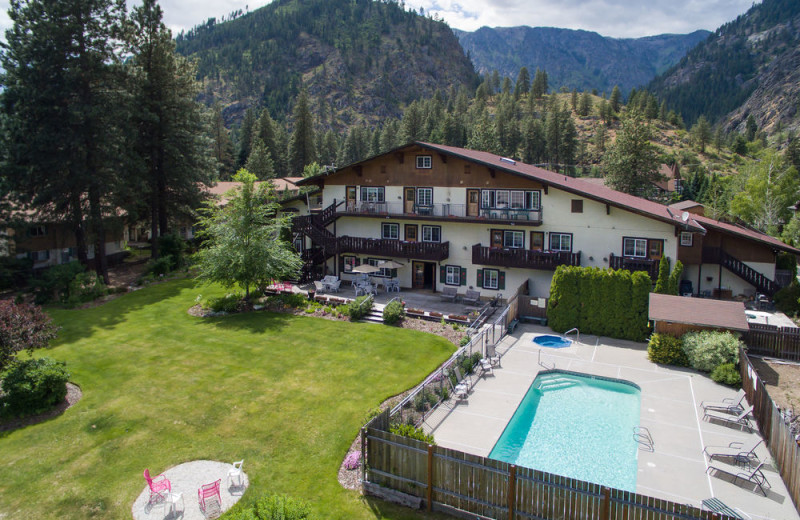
379, 120, 399, 152
578, 91, 592, 117
288, 89, 317, 175
237, 108, 256, 167
603, 109, 662, 196
399, 100, 425, 142
745, 115, 758, 141
668, 261, 684, 296
514, 67, 531, 100
609, 85, 621, 113
532, 68, 548, 98
714, 125, 725, 152
501, 77, 512, 95
653, 256, 670, 294
691, 116, 712, 153
570, 90, 578, 112
211, 104, 236, 179
521, 116, 546, 164
594, 123, 607, 155
245, 138, 275, 179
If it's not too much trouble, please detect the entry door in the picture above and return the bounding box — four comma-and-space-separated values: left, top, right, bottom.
404, 187, 416, 214
491, 229, 503, 249
467, 189, 480, 217
405, 224, 418, 242
346, 186, 357, 211
530, 231, 544, 251
412, 261, 426, 289
649, 240, 664, 260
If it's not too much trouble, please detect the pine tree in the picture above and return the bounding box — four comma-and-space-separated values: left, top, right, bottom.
288, 89, 317, 175
237, 108, 256, 167
532, 68, 548, 98
691, 116, 712, 153
578, 92, 592, 117
245, 138, 275, 179
211, 104, 236, 179
501, 77, 512, 95
746, 115, 758, 142
609, 86, 621, 113
514, 67, 530, 100
603, 109, 662, 196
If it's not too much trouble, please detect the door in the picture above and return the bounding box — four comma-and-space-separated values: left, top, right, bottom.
491, 229, 503, 249
412, 261, 426, 289
467, 189, 480, 217
649, 240, 664, 260
530, 231, 544, 251
405, 224, 418, 242
346, 186, 357, 211
404, 187, 416, 214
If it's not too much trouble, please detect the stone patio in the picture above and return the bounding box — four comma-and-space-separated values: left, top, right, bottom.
424, 323, 800, 520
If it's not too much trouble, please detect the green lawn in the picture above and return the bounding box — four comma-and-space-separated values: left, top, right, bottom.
0, 279, 455, 519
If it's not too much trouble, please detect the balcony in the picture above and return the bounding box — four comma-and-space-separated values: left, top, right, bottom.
338, 236, 449, 262
472, 244, 581, 270
609, 254, 659, 279
338, 201, 542, 225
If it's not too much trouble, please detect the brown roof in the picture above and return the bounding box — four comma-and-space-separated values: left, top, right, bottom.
205, 178, 303, 204
648, 293, 749, 331
669, 200, 704, 212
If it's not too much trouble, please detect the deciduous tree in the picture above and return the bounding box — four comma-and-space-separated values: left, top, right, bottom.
0, 301, 59, 372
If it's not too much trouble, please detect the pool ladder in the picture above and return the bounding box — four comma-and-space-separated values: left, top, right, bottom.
633, 426, 654, 452
564, 328, 580, 344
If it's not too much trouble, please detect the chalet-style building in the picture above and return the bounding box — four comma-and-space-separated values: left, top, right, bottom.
13, 220, 128, 271
292, 142, 797, 301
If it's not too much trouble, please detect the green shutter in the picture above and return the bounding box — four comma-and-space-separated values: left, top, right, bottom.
339, 256, 344, 273
460, 267, 467, 286
477, 269, 483, 288
440, 265, 446, 281
499, 271, 506, 290
391, 268, 398, 278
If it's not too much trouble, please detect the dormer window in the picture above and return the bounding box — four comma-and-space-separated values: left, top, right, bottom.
416, 155, 432, 169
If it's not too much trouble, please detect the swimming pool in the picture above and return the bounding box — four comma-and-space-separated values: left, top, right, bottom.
532, 334, 572, 348
489, 370, 641, 491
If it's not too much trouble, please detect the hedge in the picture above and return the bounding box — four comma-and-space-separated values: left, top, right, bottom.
547, 266, 651, 341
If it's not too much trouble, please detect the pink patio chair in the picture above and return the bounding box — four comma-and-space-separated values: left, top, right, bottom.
143, 468, 171, 503
198, 479, 222, 513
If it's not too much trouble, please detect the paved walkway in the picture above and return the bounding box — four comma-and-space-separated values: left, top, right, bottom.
425, 324, 800, 520
132, 460, 248, 520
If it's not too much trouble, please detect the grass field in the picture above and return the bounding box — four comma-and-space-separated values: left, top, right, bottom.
0, 279, 455, 519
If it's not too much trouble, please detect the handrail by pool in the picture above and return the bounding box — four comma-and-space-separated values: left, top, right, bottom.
564, 327, 580, 344
633, 426, 654, 452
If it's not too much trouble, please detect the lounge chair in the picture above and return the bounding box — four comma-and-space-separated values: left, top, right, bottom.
701, 498, 751, 520
479, 357, 493, 376
463, 289, 481, 305
453, 366, 471, 396
314, 280, 326, 292
701, 389, 747, 415
703, 438, 763, 464
704, 405, 753, 429
450, 378, 469, 401
706, 461, 770, 496
440, 286, 458, 302
485, 343, 501, 367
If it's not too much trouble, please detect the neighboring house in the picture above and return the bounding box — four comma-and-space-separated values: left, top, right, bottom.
293, 142, 798, 300
653, 163, 682, 198
13, 220, 128, 271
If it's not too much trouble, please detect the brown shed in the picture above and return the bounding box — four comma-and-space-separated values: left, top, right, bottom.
648, 293, 749, 337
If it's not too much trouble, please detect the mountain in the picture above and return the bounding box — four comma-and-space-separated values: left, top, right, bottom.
175, 0, 478, 127
454, 26, 710, 94
648, 0, 800, 133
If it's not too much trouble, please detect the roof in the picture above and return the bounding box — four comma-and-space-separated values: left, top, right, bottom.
648, 293, 749, 331
205, 178, 304, 205
669, 200, 704, 212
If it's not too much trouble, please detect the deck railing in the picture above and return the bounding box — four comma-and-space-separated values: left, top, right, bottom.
609, 254, 659, 279
339, 201, 542, 223
473, 244, 581, 270
338, 236, 449, 261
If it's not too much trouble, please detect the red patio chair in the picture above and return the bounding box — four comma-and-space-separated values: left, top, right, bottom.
198, 479, 222, 513
143, 468, 171, 503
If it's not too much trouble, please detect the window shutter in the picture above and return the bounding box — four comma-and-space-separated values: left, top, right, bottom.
391, 268, 398, 278
339, 256, 344, 272
440, 265, 446, 281
499, 271, 506, 290
477, 269, 483, 288
460, 268, 467, 286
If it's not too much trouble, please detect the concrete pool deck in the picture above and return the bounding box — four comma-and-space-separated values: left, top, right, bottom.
423, 323, 799, 520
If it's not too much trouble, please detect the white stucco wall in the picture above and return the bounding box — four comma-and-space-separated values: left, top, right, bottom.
683, 261, 776, 298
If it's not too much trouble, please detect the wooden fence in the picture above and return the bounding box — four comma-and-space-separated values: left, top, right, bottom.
739, 348, 800, 511
745, 324, 800, 361
362, 413, 736, 520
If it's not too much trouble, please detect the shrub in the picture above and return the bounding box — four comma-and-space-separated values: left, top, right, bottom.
647, 334, 689, 367
267, 293, 308, 309
0, 301, 60, 372
342, 295, 373, 321
145, 256, 174, 277
710, 363, 742, 387
774, 282, 800, 315
65, 271, 107, 306
0, 357, 70, 417
343, 451, 361, 470
653, 257, 670, 294
382, 300, 405, 325
459, 335, 471, 347
0, 256, 32, 290
681, 331, 741, 372
157, 233, 187, 271
30, 262, 85, 304
460, 352, 482, 375
389, 423, 435, 444
227, 494, 314, 520
205, 293, 243, 313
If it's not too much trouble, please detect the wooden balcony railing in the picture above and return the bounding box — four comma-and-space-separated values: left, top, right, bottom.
609, 254, 659, 279
338, 201, 542, 224
472, 244, 581, 270
338, 237, 449, 262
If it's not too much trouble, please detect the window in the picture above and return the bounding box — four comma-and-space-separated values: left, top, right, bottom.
483, 269, 500, 290
674, 179, 683, 195
680, 232, 693, 247
481, 189, 541, 209
360, 186, 385, 202
416, 187, 433, 207
367, 258, 393, 277
342, 256, 357, 273
495, 190, 509, 207
445, 265, 461, 285
416, 155, 432, 169
31, 250, 50, 262
29, 225, 47, 237
381, 223, 399, 240
549, 233, 572, 252
503, 230, 524, 249
623, 237, 648, 257
510, 191, 525, 208
422, 225, 441, 243
571, 199, 583, 213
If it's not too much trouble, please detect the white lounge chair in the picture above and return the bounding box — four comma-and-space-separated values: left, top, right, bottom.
707, 460, 770, 496
701, 389, 747, 414
703, 438, 763, 464
453, 366, 470, 397
703, 405, 753, 429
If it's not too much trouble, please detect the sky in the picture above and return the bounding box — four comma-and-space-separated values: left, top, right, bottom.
0, 0, 758, 39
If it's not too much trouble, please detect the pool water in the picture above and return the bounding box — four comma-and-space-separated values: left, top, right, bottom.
489, 371, 641, 491
532, 334, 572, 348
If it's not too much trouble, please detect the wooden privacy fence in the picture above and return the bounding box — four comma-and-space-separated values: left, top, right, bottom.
739, 348, 800, 511
362, 418, 737, 520
745, 324, 800, 361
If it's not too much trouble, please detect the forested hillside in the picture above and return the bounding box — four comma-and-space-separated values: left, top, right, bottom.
455, 27, 709, 94
648, 0, 800, 132
175, 0, 478, 127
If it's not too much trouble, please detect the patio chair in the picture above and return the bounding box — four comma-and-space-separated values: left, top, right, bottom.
703, 438, 763, 464
227, 460, 245, 488
701, 389, 747, 414
322, 275, 338, 285
701, 497, 751, 520
451, 378, 469, 401
143, 468, 171, 504
703, 405, 754, 429
479, 357, 493, 376
463, 290, 481, 305
706, 461, 770, 496
198, 479, 222, 514
485, 343, 501, 367
314, 280, 326, 292
440, 286, 458, 302
453, 366, 471, 393
328, 279, 341, 293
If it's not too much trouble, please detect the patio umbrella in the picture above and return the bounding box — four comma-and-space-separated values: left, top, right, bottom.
377, 260, 405, 269
352, 264, 381, 274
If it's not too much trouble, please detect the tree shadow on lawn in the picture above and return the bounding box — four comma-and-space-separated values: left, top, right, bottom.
197, 309, 305, 335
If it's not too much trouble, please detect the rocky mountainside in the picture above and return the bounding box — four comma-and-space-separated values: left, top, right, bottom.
648, 0, 800, 132
454, 26, 709, 94
175, 0, 478, 127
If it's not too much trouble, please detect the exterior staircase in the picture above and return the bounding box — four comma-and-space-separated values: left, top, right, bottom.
703, 247, 781, 297
292, 201, 343, 282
